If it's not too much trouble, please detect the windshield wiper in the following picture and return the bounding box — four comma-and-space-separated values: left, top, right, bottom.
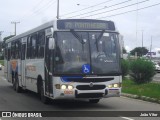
70, 29, 85, 44
95, 30, 105, 52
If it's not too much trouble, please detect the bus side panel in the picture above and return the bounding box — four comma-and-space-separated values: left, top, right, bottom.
25, 59, 44, 93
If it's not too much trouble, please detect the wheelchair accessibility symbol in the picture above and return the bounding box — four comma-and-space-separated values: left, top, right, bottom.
82, 64, 90, 74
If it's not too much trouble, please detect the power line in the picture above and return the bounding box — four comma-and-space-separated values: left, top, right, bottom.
78, 0, 149, 19
68, 0, 132, 18
31, 0, 57, 18
33, 0, 56, 14
97, 2, 160, 19
60, 0, 115, 17
20, 0, 45, 20
20, 0, 57, 22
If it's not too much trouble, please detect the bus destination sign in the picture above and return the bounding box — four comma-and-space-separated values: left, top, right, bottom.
57, 19, 115, 30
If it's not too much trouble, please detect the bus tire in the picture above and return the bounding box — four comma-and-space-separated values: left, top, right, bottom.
37, 76, 42, 98
15, 74, 22, 93
40, 81, 50, 104
89, 99, 100, 103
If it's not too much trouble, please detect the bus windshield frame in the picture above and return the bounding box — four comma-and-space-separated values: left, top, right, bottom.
53, 30, 121, 76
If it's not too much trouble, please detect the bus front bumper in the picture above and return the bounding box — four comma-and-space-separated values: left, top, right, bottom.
53, 88, 121, 99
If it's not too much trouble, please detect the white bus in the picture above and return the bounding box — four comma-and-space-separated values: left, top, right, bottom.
4, 19, 122, 104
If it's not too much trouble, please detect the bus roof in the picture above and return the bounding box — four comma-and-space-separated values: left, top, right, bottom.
6, 20, 54, 43
6, 19, 116, 43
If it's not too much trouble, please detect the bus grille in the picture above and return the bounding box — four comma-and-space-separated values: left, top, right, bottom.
76, 85, 105, 90
75, 92, 103, 98
62, 77, 114, 83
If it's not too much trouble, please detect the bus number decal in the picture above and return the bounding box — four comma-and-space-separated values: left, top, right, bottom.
26, 65, 36, 71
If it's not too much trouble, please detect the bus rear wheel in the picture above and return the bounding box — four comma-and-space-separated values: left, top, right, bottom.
89, 99, 100, 103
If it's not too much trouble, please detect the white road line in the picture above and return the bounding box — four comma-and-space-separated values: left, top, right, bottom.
121, 117, 134, 120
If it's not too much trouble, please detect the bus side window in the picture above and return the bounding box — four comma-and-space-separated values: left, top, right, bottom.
15, 40, 21, 59
30, 34, 37, 59
4, 45, 7, 60
11, 41, 15, 59
37, 31, 45, 58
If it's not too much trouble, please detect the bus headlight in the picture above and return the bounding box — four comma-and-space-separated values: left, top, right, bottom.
113, 84, 118, 88
108, 83, 121, 88
61, 85, 67, 90
68, 85, 74, 90
108, 85, 113, 88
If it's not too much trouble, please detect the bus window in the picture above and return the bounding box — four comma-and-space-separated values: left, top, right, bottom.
31, 34, 37, 59
37, 31, 45, 58
11, 41, 15, 59
15, 40, 21, 59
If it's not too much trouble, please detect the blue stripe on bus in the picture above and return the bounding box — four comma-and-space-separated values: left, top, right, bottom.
61, 76, 82, 82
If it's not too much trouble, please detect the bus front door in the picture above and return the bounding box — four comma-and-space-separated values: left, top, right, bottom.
45, 35, 53, 97
7, 48, 11, 82
21, 43, 26, 88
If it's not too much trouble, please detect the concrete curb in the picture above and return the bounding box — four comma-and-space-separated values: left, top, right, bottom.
121, 93, 160, 104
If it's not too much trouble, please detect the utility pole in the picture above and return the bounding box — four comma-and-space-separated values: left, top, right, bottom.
57, 0, 59, 19
11, 21, 20, 36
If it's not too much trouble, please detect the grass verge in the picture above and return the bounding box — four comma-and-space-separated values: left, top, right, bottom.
0, 60, 4, 66
122, 79, 160, 100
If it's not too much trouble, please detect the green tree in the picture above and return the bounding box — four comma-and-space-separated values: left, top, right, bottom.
130, 58, 155, 84
130, 47, 148, 56
2, 35, 15, 48
121, 59, 129, 78
0, 35, 15, 60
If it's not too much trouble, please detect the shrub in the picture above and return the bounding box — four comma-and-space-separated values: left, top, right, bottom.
121, 59, 129, 78
129, 58, 155, 84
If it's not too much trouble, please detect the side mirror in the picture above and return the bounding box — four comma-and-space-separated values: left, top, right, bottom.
49, 38, 55, 49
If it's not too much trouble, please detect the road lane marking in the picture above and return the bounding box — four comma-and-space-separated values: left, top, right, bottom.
121, 117, 134, 120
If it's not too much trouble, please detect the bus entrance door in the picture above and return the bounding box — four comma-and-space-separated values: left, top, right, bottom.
7, 47, 11, 82
45, 35, 53, 97
21, 41, 27, 88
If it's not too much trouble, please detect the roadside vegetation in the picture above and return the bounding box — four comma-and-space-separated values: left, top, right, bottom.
129, 58, 155, 84
121, 58, 160, 101
122, 79, 160, 100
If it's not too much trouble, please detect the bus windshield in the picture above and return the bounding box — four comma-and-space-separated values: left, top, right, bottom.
53, 31, 120, 75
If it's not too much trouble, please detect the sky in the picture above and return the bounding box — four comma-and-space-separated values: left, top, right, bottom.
1, 0, 160, 54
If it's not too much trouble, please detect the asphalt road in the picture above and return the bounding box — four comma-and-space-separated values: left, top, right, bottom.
0, 68, 160, 120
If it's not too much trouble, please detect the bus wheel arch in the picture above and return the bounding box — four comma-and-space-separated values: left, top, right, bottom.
37, 76, 50, 104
